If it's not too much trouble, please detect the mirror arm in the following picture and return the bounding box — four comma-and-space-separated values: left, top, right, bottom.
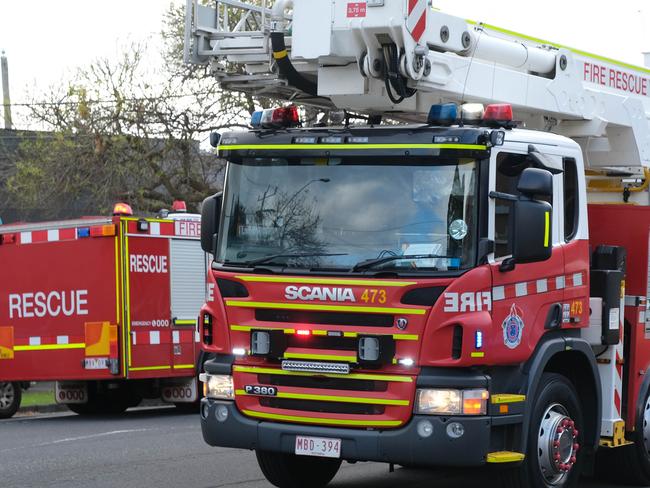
489, 191, 518, 201
499, 257, 516, 272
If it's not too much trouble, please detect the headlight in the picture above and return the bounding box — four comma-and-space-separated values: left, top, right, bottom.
200, 373, 234, 400
415, 388, 488, 416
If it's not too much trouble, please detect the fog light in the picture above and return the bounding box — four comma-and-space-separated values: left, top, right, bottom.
251, 331, 270, 355
417, 420, 434, 438
201, 403, 210, 419
359, 337, 380, 361
215, 404, 229, 422
446, 422, 465, 439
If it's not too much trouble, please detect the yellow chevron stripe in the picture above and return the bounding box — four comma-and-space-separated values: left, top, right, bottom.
225, 300, 426, 315
14, 343, 85, 351
220, 143, 487, 152
242, 409, 403, 427
234, 275, 416, 287
233, 365, 413, 383
284, 352, 357, 363
236, 389, 409, 406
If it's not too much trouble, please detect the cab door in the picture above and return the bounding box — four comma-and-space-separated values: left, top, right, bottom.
125, 231, 173, 376
488, 148, 565, 364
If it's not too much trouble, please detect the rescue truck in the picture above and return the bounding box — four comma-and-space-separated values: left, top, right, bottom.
0, 201, 209, 418
185, 1, 650, 486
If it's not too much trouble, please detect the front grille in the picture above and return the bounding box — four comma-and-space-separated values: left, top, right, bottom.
285, 335, 357, 350
259, 374, 388, 392
256, 309, 394, 327
260, 397, 385, 415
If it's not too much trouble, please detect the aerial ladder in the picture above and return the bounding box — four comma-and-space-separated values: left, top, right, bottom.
186, 2, 650, 487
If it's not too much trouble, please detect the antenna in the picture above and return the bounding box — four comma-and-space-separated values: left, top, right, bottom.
1, 49, 12, 130
460, 25, 485, 108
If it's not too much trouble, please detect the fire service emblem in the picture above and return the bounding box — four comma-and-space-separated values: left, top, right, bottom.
502, 304, 524, 349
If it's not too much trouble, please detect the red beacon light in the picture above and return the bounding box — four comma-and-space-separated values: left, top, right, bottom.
171, 200, 187, 213
112, 202, 133, 216
252, 105, 300, 129
483, 104, 514, 127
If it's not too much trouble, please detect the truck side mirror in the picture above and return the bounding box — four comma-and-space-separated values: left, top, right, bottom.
201, 192, 222, 255
512, 199, 552, 264
512, 168, 553, 264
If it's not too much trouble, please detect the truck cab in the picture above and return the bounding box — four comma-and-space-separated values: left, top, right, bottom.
198, 105, 600, 488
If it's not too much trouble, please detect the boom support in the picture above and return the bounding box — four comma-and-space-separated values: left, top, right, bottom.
185, 0, 650, 169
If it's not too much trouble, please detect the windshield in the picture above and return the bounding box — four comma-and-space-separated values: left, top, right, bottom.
217, 156, 479, 273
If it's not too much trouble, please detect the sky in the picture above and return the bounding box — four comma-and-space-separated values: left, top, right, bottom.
1, 0, 649, 130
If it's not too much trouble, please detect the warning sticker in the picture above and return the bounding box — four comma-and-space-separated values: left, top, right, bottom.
347, 2, 367, 17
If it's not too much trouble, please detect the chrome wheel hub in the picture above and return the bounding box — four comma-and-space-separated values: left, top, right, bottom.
0, 382, 15, 409
538, 403, 580, 485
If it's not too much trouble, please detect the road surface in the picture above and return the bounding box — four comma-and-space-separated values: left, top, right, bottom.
0, 407, 637, 488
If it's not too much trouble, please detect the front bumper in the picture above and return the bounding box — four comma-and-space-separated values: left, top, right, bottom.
200, 399, 493, 467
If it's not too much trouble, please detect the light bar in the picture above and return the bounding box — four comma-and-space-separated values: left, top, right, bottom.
483, 104, 514, 126
281, 360, 350, 375
461, 103, 485, 122
427, 103, 458, 125
252, 105, 300, 129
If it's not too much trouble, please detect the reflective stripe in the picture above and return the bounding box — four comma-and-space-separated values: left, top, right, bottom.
242, 409, 403, 427
14, 343, 85, 351
486, 451, 525, 463
233, 365, 413, 383
235, 275, 416, 287
175, 319, 196, 325
544, 211, 550, 247
173, 364, 195, 370
225, 300, 426, 315
470, 352, 485, 358
129, 365, 171, 372
231, 325, 295, 334
236, 389, 409, 406
219, 143, 487, 152
272, 49, 288, 59
491, 394, 526, 404
284, 352, 357, 363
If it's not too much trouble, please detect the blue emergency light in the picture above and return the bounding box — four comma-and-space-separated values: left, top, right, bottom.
427, 103, 458, 126
77, 227, 91, 238
251, 111, 263, 128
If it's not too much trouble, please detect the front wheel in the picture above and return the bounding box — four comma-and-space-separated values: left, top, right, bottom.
0, 382, 21, 419
500, 373, 583, 488
255, 450, 341, 488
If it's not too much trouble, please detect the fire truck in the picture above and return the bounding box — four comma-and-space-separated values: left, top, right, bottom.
0, 201, 209, 418
185, 1, 650, 486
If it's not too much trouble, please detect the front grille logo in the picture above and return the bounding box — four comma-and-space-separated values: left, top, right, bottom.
284, 285, 356, 302
396, 317, 408, 330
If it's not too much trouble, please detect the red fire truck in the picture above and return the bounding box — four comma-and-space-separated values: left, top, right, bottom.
0, 203, 208, 418
186, 1, 650, 487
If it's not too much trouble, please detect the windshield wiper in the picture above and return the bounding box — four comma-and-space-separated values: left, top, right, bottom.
351, 254, 452, 272
246, 252, 348, 266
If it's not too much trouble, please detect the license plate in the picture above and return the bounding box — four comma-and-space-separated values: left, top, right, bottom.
295, 436, 341, 459
55, 381, 88, 404
84, 357, 109, 370
161, 378, 198, 403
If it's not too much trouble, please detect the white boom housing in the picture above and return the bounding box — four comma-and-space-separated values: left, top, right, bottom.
185, 0, 650, 169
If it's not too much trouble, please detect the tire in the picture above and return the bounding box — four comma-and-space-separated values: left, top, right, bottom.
596, 385, 650, 485
0, 382, 22, 419
500, 373, 584, 488
255, 449, 341, 488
